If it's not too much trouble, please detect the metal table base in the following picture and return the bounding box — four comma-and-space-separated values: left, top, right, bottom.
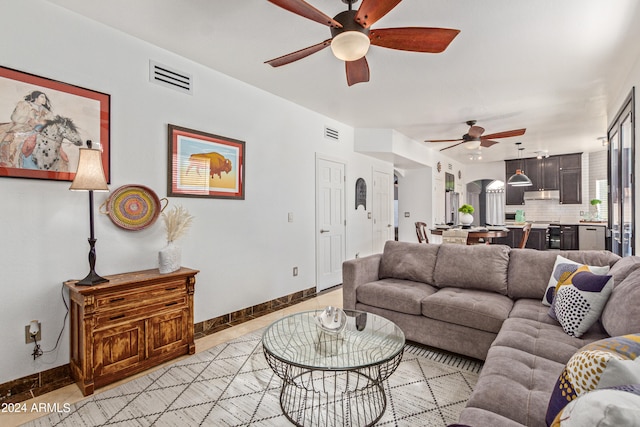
262, 311, 405, 427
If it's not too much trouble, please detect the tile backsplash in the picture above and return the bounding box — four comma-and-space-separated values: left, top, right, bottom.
513, 199, 587, 223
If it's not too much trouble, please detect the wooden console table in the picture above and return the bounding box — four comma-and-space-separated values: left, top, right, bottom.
65, 267, 198, 396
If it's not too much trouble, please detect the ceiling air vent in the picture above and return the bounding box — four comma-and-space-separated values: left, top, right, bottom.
324, 126, 340, 141
149, 60, 192, 95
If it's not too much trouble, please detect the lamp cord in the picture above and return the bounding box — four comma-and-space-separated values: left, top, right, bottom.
41, 283, 69, 355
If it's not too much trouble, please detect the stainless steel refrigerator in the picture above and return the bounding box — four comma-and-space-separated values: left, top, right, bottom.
445, 191, 459, 225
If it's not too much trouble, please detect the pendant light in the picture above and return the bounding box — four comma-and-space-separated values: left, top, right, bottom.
507, 143, 532, 187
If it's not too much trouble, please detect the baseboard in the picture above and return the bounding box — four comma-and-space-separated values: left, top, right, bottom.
0, 285, 320, 404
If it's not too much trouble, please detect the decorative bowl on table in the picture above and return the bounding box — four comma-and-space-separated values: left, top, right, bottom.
314, 306, 347, 335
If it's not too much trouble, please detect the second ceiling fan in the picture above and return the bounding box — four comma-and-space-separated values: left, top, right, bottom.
265, 0, 460, 86
425, 120, 527, 151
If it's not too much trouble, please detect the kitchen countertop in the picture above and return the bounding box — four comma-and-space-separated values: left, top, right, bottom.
503, 221, 607, 228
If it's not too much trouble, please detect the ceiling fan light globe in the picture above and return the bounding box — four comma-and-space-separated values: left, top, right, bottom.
464, 140, 481, 150
331, 31, 370, 61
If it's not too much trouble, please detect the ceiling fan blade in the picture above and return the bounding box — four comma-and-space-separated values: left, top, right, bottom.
467, 126, 485, 138
355, 0, 402, 28
267, 0, 342, 27
346, 56, 370, 86
480, 139, 500, 148
481, 128, 526, 139
265, 39, 331, 67
440, 141, 465, 151
369, 27, 460, 53
425, 138, 463, 143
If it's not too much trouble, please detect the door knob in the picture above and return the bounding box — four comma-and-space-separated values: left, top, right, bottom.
320, 229, 330, 233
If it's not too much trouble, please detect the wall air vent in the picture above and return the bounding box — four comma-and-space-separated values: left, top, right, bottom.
149, 60, 192, 95
324, 126, 340, 141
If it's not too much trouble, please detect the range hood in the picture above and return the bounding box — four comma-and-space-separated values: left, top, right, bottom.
523, 190, 560, 200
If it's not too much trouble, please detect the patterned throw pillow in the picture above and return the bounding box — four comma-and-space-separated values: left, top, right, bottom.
542, 255, 610, 306
552, 266, 613, 337
550, 385, 640, 426
545, 334, 640, 426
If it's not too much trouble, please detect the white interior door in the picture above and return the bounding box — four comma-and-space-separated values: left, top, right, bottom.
316, 157, 346, 291
372, 169, 393, 253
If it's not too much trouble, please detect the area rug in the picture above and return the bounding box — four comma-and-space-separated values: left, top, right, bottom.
24, 329, 482, 427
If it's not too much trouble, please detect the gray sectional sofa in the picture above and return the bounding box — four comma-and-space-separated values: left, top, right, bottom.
342, 241, 640, 427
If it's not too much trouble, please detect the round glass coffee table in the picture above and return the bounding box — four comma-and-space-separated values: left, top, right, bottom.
262, 309, 405, 427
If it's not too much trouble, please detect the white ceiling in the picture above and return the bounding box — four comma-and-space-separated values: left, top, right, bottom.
47, 0, 640, 164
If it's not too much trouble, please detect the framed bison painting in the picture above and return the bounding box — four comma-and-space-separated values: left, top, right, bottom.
167, 124, 245, 199
0, 66, 110, 182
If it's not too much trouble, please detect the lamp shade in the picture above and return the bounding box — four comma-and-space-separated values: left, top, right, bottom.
507, 169, 533, 187
330, 31, 370, 61
70, 147, 108, 191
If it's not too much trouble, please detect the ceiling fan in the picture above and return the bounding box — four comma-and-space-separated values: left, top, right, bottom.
425, 120, 526, 151
265, 0, 460, 86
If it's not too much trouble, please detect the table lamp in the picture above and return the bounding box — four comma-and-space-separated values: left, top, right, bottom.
70, 140, 109, 285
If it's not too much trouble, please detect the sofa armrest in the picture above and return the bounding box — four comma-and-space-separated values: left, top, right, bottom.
342, 254, 382, 310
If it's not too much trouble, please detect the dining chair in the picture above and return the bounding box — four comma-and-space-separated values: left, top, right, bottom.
518, 223, 532, 248
415, 222, 429, 243
442, 229, 469, 245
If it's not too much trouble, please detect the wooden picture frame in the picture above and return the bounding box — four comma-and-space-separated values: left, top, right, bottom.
167, 124, 245, 199
0, 66, 110, 182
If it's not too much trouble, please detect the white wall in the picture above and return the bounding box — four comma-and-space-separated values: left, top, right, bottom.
354, 129, 465, 238
0, 0, 392, 384
396, 167, 433, 242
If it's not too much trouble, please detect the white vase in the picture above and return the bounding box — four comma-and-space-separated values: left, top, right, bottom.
459, 213, 474, 227
158, 241, 181, 274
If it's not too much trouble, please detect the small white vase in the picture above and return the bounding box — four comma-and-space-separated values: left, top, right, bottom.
459, 213, 474, 227
159, 241, 181, 274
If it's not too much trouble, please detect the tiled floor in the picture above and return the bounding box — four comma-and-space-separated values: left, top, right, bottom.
2, 288, 343, 427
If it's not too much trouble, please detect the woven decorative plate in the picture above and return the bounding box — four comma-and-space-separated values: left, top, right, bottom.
101, 185, 167, 231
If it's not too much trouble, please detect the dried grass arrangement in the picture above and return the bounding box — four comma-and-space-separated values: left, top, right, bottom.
162, 205, 194, 243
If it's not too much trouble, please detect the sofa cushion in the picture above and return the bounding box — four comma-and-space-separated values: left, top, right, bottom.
549, 385, 640, 427
508, 299, 563, 326
378, 240, 439, 285
601, 267, 640, 337
542, 255, 610, 306
508, 250, 619, 301
422, 287, 513, 334
494, 314, 608, 364
551, 267, 613, 337
433, 244, 510, 295
607, 255, 640, 285
545, 334, 640, 426
457, 407, 527, 427
355, 278, 437, 315
507, 249, 563, 300
465, 345, 565, 427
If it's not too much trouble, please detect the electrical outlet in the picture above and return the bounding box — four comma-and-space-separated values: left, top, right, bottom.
25, 322, 41, 344
293, 267, 298, 276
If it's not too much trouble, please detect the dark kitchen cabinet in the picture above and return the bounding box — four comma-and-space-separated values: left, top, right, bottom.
524, 157, 559, 191
526, 228, 548, 250
506, 153, 581, 205
495, 227, 547, 250
560, 225, 579, 250
559, 153, 582, 170
559, 154, 582, 204
505, 159, 525, 205
495, 227, 520, 247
